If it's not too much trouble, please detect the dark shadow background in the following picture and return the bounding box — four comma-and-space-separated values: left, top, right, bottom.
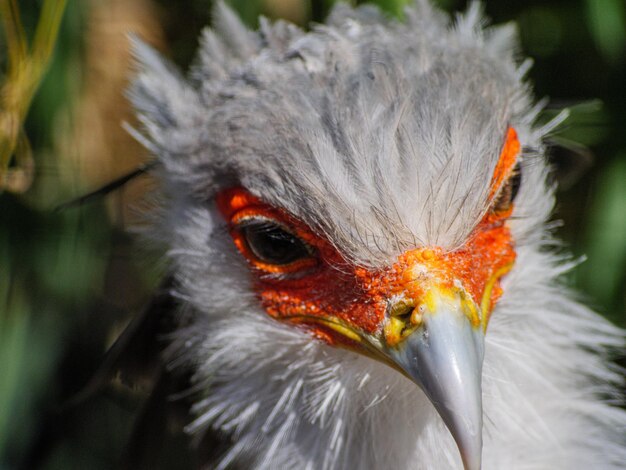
1, 0, 624, 468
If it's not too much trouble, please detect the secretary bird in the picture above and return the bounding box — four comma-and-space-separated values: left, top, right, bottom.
110, 1, 626, 468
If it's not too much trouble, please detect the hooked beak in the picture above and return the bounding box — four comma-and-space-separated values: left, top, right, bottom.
290, 285, 490, 469
382, 288, 485, 470
279, 245, 514, 470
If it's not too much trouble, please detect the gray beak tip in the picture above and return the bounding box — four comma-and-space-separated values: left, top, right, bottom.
385, 301, 485, 470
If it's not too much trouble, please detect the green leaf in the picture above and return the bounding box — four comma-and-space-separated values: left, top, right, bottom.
585, 0, 626, 64
579, 155, 626, 325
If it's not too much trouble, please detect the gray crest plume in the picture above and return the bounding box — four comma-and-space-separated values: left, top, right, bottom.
123, 1, 626, 469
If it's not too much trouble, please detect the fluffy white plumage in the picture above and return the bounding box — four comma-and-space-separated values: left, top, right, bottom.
129, 1, 626, 468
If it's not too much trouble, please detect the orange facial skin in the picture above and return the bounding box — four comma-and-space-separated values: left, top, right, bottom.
489, 127, 520, 201
216, 127, 520, 348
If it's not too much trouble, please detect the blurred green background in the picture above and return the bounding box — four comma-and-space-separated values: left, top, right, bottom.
1, 0, 625, 468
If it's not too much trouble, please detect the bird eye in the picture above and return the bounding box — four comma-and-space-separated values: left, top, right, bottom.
237, 218, 314, 268
492, 163, 522, 214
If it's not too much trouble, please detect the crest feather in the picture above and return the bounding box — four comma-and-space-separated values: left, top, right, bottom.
212, 0, 259, 59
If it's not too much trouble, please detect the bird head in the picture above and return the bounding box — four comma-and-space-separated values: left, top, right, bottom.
129, 1, 562, 469
212, 127, 520, 468
187, 161, 524, 470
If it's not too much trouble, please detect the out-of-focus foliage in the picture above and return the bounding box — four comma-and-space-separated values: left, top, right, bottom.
0, 0, 67, 193
1, 0, 624, 468
580, 156, 626, 320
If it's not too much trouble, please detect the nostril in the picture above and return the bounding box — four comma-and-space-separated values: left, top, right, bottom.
388, 300, 415, 320
384, 300, 423, 346
397, 307, 414, 322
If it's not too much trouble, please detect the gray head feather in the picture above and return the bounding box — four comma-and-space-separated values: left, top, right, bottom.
127, 3, 626, 469
130, 0, 547, 267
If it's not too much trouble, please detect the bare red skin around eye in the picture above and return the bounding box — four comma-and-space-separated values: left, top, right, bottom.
216, 127, 520, 345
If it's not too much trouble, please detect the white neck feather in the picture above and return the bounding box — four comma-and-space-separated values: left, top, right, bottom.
180, 245, 626, 470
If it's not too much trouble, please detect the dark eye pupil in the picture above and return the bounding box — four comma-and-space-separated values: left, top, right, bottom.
509, 165, 522, 203
242, 224, 311, 265
493, 163, 522, 212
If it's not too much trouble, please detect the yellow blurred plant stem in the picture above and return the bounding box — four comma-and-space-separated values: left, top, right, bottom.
0, 0, 67, 194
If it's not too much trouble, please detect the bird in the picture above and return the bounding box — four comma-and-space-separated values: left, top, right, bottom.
112, 1, 626, 468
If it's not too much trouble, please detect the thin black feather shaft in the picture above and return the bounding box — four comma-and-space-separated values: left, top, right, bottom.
55, 161, 158, 211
